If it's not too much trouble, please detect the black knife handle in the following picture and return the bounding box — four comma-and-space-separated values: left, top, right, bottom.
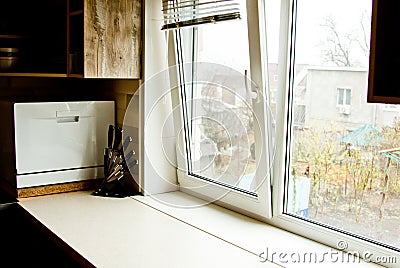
113, 126, 122, 150
122, 136, 132, 151
127, 159, 139, 169
107, 125, 114, 148
124, 150, 135, 162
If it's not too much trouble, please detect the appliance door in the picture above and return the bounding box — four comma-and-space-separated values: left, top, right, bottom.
14, 101, 114, 187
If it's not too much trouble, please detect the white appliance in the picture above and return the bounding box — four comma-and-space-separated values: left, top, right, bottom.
13, 101, 114, 188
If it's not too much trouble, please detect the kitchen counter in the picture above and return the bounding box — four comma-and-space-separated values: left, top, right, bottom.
18, 191, 380, 268
18, 191, 275, 268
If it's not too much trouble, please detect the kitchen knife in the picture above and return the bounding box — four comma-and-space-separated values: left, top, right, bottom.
122, 136, 132, 152
106, 164, 124, 181
107, 169, 125, 183
124, 150, 135, 163
126, 159, 139, 169
103, 148, 110, 177
107, 151, 118, 173
107, 125, 114, 149
113, 126, 122, 150
108, 154, 124, 174
105, 125, 115, 177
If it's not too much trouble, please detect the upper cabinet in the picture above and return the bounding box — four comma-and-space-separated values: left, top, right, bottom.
367, 0, 400, 103
68, 0, 141, 78
0, 0, 141, 78
0, 0, 67, 76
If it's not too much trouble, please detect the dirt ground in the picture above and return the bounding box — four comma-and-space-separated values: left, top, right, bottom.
307, 191, 400, 248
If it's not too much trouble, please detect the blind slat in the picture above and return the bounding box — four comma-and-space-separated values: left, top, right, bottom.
161, 0, 241, 30
164, 8, 240, 20
163, 3, 239, 17
162, 0, 235, 12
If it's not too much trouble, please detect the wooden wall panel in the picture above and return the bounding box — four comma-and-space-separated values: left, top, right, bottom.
84, 0, 141, 78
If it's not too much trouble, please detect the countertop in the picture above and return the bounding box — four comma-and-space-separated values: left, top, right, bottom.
18, 191, 277, 268
18, 190, 380, 268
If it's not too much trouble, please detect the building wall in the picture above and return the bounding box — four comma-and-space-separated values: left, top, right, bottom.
302, 67, 400, 132
304, 67, 375, 131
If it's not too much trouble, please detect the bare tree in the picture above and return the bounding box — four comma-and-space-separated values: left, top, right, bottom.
357, 10, 372, 58
319, 13, 370, 67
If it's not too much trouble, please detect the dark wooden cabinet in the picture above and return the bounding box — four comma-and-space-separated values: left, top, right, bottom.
0, 0, 67, 76
368, 0, 400, 103
0, 0, 141, 78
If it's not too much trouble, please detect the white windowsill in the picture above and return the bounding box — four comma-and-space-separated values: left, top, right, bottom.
18, 190, 380, 267
133, 190, 379, 267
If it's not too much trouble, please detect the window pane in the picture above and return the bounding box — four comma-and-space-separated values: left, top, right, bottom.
338, 88, 344, 105
180, 0, 260, 193
286, 0, 400, 250
346, 89, 351, 105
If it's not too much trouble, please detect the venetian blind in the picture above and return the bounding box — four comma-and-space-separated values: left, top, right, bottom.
161, 0, 241, 30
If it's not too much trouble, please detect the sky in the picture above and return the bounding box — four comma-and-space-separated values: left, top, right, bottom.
265, 0, 373, 65
181, 0, 373, 70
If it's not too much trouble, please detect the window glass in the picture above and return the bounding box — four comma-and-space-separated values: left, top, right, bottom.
338, 88, 344, 105
186, 1, 257, 192
346, 89, 351, 105
285, 0, 400, 250
172, 0, 273, 218
176, 0, 272, 195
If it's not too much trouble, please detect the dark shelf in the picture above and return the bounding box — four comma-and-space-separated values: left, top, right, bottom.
0, 0, 67, 75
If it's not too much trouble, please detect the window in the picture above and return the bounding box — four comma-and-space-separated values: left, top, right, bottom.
168, 0, 400, 265
337, 88, 351, 106
276, 0, 400, 265
170, 0, 273, 219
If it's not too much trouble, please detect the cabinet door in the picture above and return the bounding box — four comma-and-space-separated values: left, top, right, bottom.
368, 0, 400, 103
0, 0, 66, 75
84, 0, 141, 78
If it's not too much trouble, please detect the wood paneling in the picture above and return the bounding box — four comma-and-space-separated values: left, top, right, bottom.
84, 0, 141, 78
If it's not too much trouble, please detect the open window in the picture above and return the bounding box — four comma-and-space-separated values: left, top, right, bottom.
166, 0, 274, 220
161, 0, 399, 265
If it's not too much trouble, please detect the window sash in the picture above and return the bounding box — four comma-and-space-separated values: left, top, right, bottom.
170, 0, 273, 220
338, 88, 345, 105
271, 0, 400, 265
346, 89, 351, 105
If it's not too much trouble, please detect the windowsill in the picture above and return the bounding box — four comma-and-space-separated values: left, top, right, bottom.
18, 190, 379, 267
133, 191, 379, 267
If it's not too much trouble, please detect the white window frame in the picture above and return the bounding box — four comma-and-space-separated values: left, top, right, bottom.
169, 0, 273, 221
337, 87, 352, 107
269, 0, 400, 266
164, 0, 400, 265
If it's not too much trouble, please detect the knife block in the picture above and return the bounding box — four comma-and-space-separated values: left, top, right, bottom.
92, 126, 139, 198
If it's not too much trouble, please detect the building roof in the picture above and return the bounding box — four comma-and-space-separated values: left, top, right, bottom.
340, 125, 381, 147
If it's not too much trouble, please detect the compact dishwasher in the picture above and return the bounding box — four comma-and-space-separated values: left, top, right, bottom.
0, 101, 115, 191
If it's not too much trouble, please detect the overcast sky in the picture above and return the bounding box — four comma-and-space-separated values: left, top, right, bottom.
266, 0, 373, 65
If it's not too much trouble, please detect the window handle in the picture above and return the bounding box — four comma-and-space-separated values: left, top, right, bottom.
244, 70, 260, 103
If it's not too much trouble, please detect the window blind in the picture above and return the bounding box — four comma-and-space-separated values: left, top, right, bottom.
161, 0, 241, 30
